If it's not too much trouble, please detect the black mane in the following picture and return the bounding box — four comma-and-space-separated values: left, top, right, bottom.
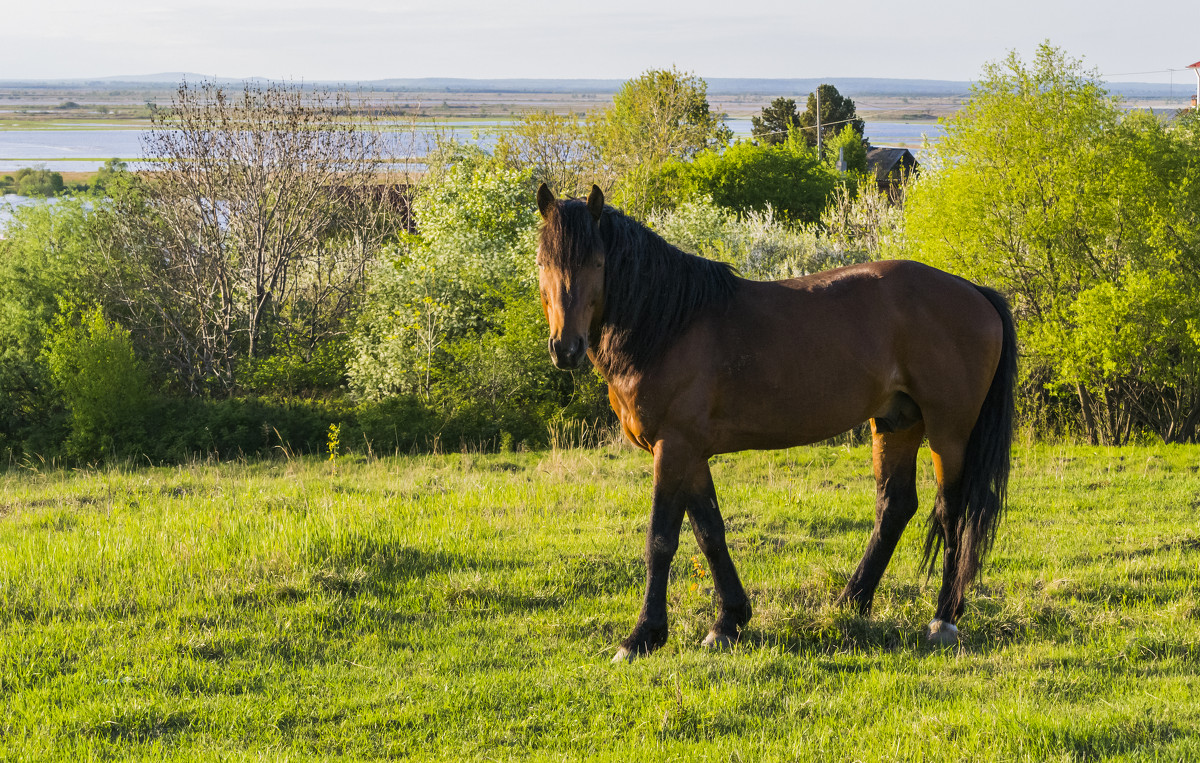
540, 199, 740, 377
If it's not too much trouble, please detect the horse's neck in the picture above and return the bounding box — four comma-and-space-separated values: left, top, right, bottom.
591, 324, 632, 381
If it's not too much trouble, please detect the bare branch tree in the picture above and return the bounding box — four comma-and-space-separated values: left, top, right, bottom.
116, 81, 407, 393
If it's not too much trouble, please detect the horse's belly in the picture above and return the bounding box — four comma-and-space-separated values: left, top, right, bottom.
708, 368, 886, 452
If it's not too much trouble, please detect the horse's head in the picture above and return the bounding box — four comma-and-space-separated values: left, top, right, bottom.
536, 183, 606, 370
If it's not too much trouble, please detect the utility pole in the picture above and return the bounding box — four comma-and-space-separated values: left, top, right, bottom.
815, 86, 822, 157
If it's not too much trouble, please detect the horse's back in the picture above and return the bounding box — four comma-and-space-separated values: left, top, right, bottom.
655, 260, 1004, 453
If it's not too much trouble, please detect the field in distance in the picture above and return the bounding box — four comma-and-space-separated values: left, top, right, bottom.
0, 78, 980, 129
2, 442, 1199, 759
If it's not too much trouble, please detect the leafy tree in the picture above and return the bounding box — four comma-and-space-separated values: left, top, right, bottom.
662, 135, 836, 224
824, 125, 868, 174
798, 84, 865, 153
0, 199, 121, 453
0, 200, 110, 361
751, 97, 802, 145
13, 167, 65, 197
591, 67, 732, 217
90, 158, 128, 195
905, 43, 1200, 443
493, 111, 601, 199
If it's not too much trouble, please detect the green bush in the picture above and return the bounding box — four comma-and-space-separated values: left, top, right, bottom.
43, 306, 152, 461
0, 199, 120, 460
349, 147, 538, 401
647, 194, 879, 280
905, 44, 1200, 443
238, 339, 351, 396
143, 396, 350, 462
12, 167, 65, 197
661, 135, 837, 224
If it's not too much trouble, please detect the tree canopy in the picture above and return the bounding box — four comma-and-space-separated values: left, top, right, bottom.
751, 97, 802, 145
662, 135, 837, 225
591, 67, 731, 217
905, 43, 1200, 444
798, 84, 865, 152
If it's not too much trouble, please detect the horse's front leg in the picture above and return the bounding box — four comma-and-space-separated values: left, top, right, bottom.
684, 473, 752, 649
613, 439, 707, 662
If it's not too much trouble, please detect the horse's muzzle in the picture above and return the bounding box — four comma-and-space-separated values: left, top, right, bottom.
549, 336, 587, 369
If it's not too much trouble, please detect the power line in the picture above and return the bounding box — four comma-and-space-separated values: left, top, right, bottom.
1102, 67, 1190, 78
752, 115, 863, 138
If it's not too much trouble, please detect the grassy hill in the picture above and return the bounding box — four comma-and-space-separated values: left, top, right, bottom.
2, 442, 1199, 759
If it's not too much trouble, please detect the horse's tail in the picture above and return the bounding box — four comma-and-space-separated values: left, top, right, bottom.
923, 284, 1017, 597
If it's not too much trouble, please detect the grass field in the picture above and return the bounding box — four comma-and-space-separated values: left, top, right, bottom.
2, 441, 1199, 760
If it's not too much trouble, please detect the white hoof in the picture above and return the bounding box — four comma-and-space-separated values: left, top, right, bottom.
702, 631, 736, 650
611, 647, 635, 663
927, 619, 959, 647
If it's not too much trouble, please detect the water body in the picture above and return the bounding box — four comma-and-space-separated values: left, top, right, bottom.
725, 117, 943, 144
0, 194, 61, 230
0, 120, 944, 172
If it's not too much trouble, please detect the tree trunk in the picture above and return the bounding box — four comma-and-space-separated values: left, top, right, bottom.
1077, 383, 1099, 445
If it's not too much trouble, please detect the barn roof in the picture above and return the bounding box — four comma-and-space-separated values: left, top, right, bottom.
865, 147, 918, 183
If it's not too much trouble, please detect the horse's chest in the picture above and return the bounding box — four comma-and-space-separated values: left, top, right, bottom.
607, 381, 655, 452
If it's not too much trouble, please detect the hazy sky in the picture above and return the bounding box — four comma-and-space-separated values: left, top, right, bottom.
2, 0, 1196, 84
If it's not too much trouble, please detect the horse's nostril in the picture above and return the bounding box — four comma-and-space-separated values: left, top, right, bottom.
549, 336, 586, 369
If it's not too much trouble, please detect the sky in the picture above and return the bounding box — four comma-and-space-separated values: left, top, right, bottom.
2, 0, 1196, 84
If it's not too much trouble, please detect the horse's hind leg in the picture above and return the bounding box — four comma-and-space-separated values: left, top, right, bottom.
838, 420, 924, 614
926, 436, 969, 646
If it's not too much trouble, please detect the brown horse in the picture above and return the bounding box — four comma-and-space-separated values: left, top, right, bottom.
536, 184, 1016, 661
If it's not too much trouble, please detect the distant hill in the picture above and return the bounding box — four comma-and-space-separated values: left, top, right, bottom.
355, 77, 977, 97
0, 75, 1185, 99
5, 72, 267, 87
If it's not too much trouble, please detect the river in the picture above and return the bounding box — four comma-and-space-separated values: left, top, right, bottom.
0, 119, 944, 173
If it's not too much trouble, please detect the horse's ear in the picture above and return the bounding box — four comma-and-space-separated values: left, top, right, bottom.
586, 184, 604, 223
537, 183, 555, 218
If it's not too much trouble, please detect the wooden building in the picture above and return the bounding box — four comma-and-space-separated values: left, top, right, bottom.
864, 146, 919, 199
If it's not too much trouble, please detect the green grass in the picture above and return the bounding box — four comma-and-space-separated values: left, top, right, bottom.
0, 119, 151, 132
2, 442, 1199, 760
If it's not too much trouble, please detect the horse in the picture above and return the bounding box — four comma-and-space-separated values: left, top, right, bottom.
535, 183, 1017, 661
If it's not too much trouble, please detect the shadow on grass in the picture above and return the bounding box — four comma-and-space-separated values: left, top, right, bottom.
304, 534, 472, 579
548, 553, 643, 597
302, 532, 518, 598
1033, 714, 1181, 759
80, 708, 193, 743
1043, 572, 1200, 607
443, 585, 568, 612
1087, 535, 1200, 563
743, 608, 925, 655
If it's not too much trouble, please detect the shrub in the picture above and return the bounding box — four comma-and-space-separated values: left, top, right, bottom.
647, 195, 876, 280
661, 136, 837, 224
43, 306, 151, 461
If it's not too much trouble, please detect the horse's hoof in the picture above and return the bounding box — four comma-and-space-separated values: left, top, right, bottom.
702, 631, 736, 650
611, 646, 636, 663
926, 619, 959, 647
